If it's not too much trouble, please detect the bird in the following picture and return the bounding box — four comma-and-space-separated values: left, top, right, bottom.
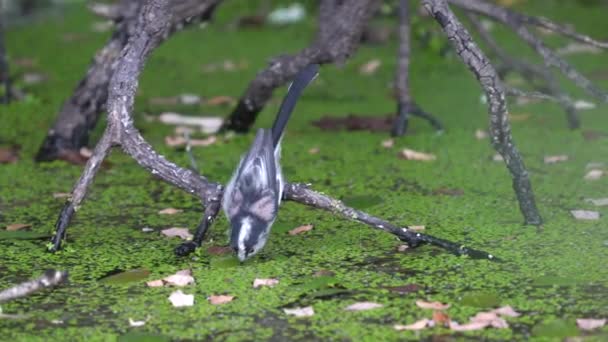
222, 64, 319, 261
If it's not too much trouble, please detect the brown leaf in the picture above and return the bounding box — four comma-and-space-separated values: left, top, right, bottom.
0, 146, 19, 163
396, 244, 409, 252
161, 227, 193, 240
308, 147, 320, 154
288, 224, 314, 235
384, 284, 422, 295
415, 300, 450, 310
253, 278, 279, 288
381, 139, 394, 148
283, 306, 314, 317
359, 59, 381, 75
206, 96, 236, 106
6, 223, 31, 231
582, 130, 607, 141
165, 135, 217, 148
544, 155, 568, 164
208, 295, 234, 305
492, 154, 504, 162
509, 113, 530, 122
576, 318, 606, 330
158, 208, 183, 215
408, 225, 425, 231
207, 245, 233, 256
344, 302, 383, 311
433, 310, 451, 327
313, 270, 335, 277
22, 72, 48, 85
13, 57, 37, 68
394, 319, 432, 331
398, 148, 436, 161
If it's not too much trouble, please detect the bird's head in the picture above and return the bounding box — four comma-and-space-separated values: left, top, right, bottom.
230, 215, 271, 261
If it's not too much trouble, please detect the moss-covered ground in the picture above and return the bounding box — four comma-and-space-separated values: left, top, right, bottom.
1, 1, 607, 340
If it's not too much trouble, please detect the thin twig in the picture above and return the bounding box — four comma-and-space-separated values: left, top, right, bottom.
0, 270, 68, 303
449, 0, 608, 103
466, 12, 580, 128
284, 183, 496, 259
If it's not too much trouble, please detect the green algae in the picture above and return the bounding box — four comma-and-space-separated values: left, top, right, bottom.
0, 1, 607, 340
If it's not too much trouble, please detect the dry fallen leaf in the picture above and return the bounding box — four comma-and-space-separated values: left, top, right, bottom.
394, 319, 432, 331
79, 147, 93, 158
396, 244, 409, 252
168, 290, 194, 307
128, 318, 147, 327
22, 72, 47, 85
208, 295, 234, 305
557, 42, 602, 56
141, 227, 154, 233
5, 223, 31, 231
399, 148, 436, 161
179, 94, 201, 105
576, 318, 606, 330
345, 302, 383, 311
449, 320, 490, 331
52, 192, 72, 199
308, 147, 320, 154
164, 135, 217, 148
0, 146, 19, 163
544, 155, 568, 164
207, 245, 233, 256
283, 306, 314, 317
573, 100, 597, 110
206, 96, 236, 106
359, 59, 381, 75
415, 300, 450, 310
570, 210, 600, 220
158, 208, 183, 215
493, 154, 504, 162
163, 269, 195, 287
288, 224, 314, 235
253, 278, 279, 288
158, 113, 223, 134
381, 139, 394, 148
585, 198, 608, 207
475, 129, 488, 140
433, 310, 450, 327
146, 279, 164, 287
491, 305, 520, 317
408, 225, 425, 231
161, 227, 193, 240
584, 169, 604, 180
509, 113, 530, 122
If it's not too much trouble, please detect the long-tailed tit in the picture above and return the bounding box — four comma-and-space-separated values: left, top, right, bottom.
222, 64, 319, 261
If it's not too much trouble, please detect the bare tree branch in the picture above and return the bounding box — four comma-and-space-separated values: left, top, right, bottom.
423, 0, 542, 225
221, 0, 380, 132
449, 0, 608, 103
51, 0, 496, 260
36, 0, 222, 163
0, 18, 9, 104
0, 270, 68, 303
465, 12, 579, 128
393, 0, 443, 136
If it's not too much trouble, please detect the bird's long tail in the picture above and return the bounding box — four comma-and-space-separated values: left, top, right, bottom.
271, 64, 319, 148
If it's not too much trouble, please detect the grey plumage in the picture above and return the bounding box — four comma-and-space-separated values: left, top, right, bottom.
222, 64, 319, 261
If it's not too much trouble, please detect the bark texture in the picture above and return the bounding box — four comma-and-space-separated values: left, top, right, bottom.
36, 0, 221, 162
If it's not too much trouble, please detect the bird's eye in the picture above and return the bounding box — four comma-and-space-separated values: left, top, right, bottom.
246, 247, 255, 255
